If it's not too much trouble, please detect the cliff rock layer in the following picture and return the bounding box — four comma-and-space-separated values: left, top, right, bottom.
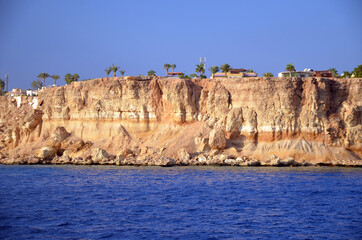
0, 77, 361, 166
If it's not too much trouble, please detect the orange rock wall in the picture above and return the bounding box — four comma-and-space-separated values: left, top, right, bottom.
37, 77, 361, 153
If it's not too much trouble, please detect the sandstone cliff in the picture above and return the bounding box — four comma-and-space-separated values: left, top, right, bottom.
0, 77, 361, 166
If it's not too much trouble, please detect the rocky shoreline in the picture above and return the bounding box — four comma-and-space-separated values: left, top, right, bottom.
0, 146, 360, 168
1, 125, 360, 167
1, 156, 360, 167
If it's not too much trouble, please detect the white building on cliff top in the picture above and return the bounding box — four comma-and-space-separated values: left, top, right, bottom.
278, 69, 314, 77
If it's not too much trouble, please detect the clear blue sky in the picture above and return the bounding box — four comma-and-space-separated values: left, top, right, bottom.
0, 0, 361, 89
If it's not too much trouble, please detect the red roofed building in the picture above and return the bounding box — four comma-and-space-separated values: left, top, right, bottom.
313, 71, 333, 77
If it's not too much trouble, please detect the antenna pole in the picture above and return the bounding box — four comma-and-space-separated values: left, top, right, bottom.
200, 57, 206, 72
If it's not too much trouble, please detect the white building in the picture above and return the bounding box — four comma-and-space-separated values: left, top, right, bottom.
278, 69, 314, 78
26, 90, 38, 96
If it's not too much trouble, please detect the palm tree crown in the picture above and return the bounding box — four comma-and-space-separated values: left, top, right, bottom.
64, 73, 72, 85
209, 66, 219, 74
148, 70, 156, 76
119, 70, 125, 77
164, 64, 171, 74
105, 67, 112, 77
209, 66, 219, 78
111, 65, 120, 77
51, 75, 59, 85
195, 64, 205, 76
73, 74, 79, 82
64, 73, 79, 85
37, 73, 50, 87
220, 64, 231, 76
171, 64, 176, 72
285, 63, 295, 77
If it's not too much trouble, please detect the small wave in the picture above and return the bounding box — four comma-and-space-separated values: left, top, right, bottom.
99, 233, 114, 239
57, 221, 72, 227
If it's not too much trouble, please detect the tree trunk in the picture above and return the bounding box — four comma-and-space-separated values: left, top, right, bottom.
43, 79, 45, 88
113, 72, 116, 77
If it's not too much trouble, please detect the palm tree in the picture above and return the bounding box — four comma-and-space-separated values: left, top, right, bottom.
119, 70, 125, 77
195, 64, 205, 77
51, 75, 60, 85
209, 66, 219, 78
37, 73, 50, 87
64, 73, 79, 84
73, 74, 79, 82
328, 68, 338, 77
111, 65, 120, 77
64, 73, 72, 85
164, 64, 171, 75
148, 70, 156, 76
0, 78, 5, 94
171, 64, 176, 72
263, 72, 274, 77
220, 64, 231, 77
247, 69, 254, 73
285, 63, 296, 77
105, 67, 112, 77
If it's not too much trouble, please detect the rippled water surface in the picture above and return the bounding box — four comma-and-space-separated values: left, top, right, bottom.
0, 165, 361, 239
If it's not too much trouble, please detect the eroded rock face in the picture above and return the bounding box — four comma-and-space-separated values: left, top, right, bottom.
0, 77, 361, 166
226, 107, 243, 137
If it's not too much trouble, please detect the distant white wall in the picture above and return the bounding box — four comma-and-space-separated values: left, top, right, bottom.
31, 98, 38, 109
14, 96, 21, 108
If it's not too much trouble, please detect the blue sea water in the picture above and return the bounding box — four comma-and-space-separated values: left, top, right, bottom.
0, 165, 361, 240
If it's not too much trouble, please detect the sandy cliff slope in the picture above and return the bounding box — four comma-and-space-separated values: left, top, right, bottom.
0, 77, 361, 166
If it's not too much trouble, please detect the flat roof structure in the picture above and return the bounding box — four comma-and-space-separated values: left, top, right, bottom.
167, 72, 183, 76
228, 69, 246, 73
313, 71, 333, 77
